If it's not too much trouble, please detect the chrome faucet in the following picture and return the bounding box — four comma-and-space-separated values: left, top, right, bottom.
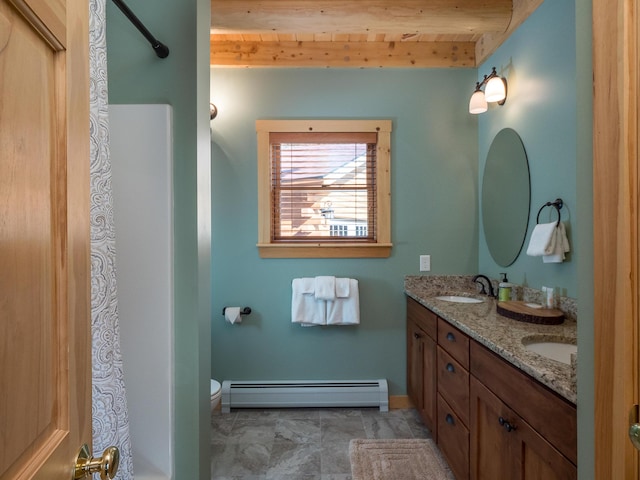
472, 274, 496, 297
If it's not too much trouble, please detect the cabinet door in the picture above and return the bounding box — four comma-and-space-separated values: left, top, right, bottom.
407, 317, 437, 433
421, 333, 437, 434
512, 410, 577, 480
471, 378, 576, 480
407, 317, 424, 411
470, 377, 513, 480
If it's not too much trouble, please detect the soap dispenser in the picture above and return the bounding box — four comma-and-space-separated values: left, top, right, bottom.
498, 273, 513, 302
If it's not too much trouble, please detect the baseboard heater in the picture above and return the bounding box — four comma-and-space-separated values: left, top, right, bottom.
221, 379, 389, 413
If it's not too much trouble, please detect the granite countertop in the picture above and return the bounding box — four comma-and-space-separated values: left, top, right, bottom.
404, 275, 577, 404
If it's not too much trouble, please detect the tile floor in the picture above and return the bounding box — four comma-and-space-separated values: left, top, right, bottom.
210, 407, 433, 479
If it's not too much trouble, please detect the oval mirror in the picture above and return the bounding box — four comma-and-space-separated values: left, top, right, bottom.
481, 128, 530, 267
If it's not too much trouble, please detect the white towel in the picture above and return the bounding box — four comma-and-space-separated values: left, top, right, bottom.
295, 277, 315, 294
327, 279, 360, 325
543, 222, 570, 263
314, 276, 336, 301
292, 278, 326, 326
526, 222, 558, 257
335, 278, 350, 298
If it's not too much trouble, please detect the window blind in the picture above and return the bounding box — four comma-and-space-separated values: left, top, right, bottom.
270, 131, 378, 242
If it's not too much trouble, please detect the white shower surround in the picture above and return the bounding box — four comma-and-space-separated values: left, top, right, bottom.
110, 105, 175, 480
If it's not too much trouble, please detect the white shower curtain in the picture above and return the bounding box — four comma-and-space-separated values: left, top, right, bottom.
89, 0, 134, 478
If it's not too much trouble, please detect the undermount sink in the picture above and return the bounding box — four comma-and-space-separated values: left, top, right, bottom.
522, 337, 577, 365
435, 295, 483, 304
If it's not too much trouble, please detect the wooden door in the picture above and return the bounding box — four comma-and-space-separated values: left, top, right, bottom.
593, 0, 640, 477
0, 0, 91, 478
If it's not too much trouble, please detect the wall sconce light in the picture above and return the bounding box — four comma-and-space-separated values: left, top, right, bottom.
469, 67, 507, 114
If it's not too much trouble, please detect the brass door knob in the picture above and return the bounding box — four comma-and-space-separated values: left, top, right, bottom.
74, 444, 120, 480
629, 423, 640, 451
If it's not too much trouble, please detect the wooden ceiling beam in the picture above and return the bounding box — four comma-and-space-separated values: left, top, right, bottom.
476, 0, 544, 65
211, 40, 476, 68
211, 0, 512, 36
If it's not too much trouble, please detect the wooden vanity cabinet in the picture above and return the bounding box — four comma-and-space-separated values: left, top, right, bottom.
406, 297, 437, 434
405, 298, 577, 480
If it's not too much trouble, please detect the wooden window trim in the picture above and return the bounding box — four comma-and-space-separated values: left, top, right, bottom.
257, 119, 392, 258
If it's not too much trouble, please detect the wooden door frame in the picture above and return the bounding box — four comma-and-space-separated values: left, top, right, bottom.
67, 0, 92, 453
593, 0, 639, 477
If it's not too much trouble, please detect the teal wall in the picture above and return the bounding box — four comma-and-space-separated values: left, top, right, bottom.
210, 69, 478, 394
477, 0, 594, 477
106, 0, 212, 478
477, 0, 578, 298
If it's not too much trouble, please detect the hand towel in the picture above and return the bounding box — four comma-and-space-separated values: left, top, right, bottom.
314, 276, 336, 301
327, 279, 360, 325
543, 222, 570, 263
526, 222, 558, 257
335, 278, 350, 298
293, 277, 315, 295
292, 278, 326, 326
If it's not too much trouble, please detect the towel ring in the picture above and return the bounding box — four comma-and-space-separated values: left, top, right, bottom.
536, 198, 564, 226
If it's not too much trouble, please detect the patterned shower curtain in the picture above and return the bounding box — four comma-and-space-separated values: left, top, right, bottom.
89, 0, 134, 478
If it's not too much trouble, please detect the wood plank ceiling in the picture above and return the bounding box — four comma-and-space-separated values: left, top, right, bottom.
211, 0, 544, 68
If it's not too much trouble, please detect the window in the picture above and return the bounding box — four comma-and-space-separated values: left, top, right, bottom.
257, 119, 392, 258
330, 225, 349, 237
355, 225, 368, 237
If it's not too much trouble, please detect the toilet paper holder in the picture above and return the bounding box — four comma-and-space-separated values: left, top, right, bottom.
222, 306, 252, 316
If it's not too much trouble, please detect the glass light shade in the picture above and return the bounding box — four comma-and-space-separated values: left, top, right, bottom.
469, 90, 488, 114
485, 76, 506, 103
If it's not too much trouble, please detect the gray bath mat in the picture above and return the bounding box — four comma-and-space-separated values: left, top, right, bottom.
349, 438, 455, 480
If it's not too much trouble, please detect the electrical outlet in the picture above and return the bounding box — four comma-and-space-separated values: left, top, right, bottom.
419, 255, 431, 272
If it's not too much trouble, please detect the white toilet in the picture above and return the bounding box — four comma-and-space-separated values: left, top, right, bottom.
210, 379, 222, 412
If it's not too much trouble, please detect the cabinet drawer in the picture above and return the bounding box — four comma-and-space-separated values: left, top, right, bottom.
437, 393, 469, 480
470, 341, 577, 464
438, 318, 469, 369
437, 346, 469, 427
407, 296, 437, 339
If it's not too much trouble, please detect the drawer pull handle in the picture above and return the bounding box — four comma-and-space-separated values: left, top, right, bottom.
414, 332, 422, 339
446, 332, 455, 342
446, 414, 455, 425
498, 417, 517, 432
446, 363, 455, 373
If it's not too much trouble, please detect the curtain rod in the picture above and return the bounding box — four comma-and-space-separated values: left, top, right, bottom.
111, 0, 169, 58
